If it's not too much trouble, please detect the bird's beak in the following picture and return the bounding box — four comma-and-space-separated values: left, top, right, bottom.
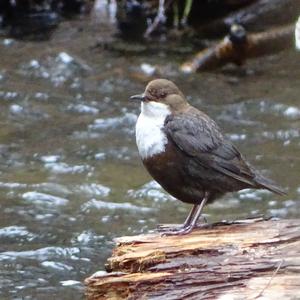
130, 94, 145, 101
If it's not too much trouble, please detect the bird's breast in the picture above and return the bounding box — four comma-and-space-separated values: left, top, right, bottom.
136, 112, 168, 159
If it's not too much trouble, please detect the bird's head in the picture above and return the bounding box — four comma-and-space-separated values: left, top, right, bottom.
130, 79, 188, 115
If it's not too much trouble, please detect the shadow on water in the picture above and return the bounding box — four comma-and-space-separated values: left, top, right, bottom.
0, 6, 300, 300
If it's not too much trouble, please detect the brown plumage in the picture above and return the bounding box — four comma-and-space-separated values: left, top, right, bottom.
131, 79, 285, 235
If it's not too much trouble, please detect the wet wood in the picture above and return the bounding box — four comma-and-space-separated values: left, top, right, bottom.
181, 24, 294, 73
85, 217, 300, 299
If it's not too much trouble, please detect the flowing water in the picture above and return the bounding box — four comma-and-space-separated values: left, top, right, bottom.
0, 10, 299, 300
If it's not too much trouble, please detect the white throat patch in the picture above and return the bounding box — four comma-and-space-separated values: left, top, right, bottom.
136, 101, 171, 159
296, 16, 300, 50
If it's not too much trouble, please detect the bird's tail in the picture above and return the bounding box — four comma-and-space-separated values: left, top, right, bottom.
255, 174, 286, 196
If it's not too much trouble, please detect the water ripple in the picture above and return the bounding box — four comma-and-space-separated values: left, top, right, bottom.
81, 199, 154, 213
0, 226, 36, 241
22, 191, 69, 206
73, 183, 110, 197
128, 180, 172, 202
88, 112, 137, 132
0, 246, 80, 262
44, 162, 93, 174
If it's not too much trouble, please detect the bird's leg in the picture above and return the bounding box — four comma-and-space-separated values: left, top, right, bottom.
186, 192, 209, 230
162, 191, 209, 236
157, 204, 199, 232
182, 204, 199, 228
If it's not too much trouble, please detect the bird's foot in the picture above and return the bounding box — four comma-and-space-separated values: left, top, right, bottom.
157, 223, 195, 236
194, 223, 211, 230
162, 222, 211, 236
160, 224, 194, 236
157, 224, 183, 232
158, 216, 209, 236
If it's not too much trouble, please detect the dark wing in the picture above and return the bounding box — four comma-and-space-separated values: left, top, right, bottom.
164, 109, 257, 187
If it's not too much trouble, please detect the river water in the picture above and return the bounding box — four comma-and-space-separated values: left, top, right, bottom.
0, 11, 299, 300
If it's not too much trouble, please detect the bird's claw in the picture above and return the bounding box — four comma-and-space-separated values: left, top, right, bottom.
160, 225, 194, 236
157, 224, 183, 232
157, 223, 194, 236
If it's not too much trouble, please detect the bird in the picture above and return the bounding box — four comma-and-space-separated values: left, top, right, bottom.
130, 79, 285, 235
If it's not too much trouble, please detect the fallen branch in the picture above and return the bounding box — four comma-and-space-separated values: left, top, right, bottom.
181, 23, 294, 72
85, 217, 300, 299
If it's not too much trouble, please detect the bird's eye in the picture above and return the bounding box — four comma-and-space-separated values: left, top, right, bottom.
160, 92, 167, 98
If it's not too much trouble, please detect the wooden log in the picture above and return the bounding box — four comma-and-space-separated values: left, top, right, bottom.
181, 23, 294, 73
85, 217, 300, 299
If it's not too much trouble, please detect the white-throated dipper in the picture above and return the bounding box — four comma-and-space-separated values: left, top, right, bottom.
131, 79, 285, 235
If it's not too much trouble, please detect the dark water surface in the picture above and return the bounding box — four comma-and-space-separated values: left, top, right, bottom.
0, 13, 299, 300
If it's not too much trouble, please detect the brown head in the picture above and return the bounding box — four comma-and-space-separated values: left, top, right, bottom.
130, 79, 189, 113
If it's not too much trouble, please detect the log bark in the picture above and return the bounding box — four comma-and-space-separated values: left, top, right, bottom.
85, 217, 300, 299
